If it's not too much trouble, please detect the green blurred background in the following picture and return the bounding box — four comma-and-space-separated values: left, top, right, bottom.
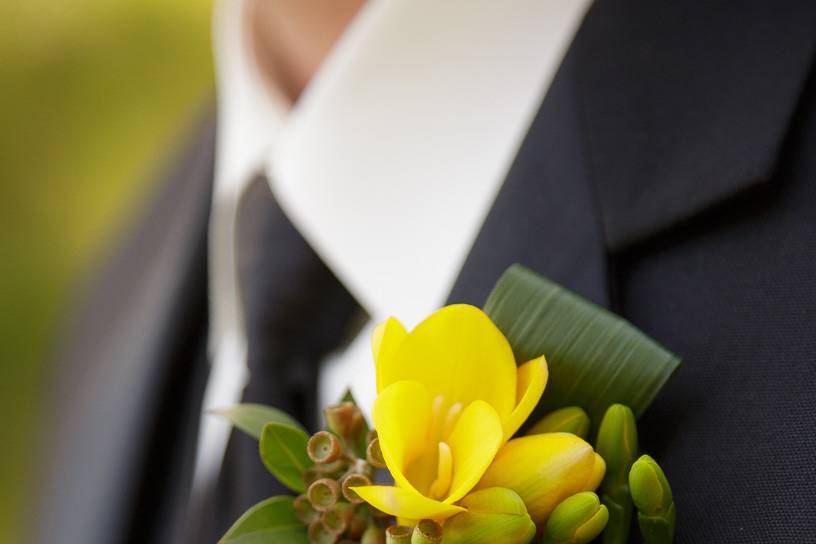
0, 0, 214, 540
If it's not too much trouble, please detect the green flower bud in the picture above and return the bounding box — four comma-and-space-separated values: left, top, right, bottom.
341, 472, 373, 504
629, 455, 675, 544
308, 431, 343, 464
386, 525, 413, 544
595, 404, 638, 544
308, 478, 340, 512
362, 525, 386, 544
629, 455, 672, 516
543, 492, 609, 544
412, 519, 443, 544
596, 404, 638, 491
527, 407, 591, 439
441, 487, 535, 544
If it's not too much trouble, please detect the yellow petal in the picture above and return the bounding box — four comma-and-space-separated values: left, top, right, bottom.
502, 356, 548, 441
371, 317, 408, 392
587, 453, 606, 490
373, 380, 433, 494
352, 485, 465, 521
381, 305, 517, 419
476, 433, 603, 525
445, 400, 504, 503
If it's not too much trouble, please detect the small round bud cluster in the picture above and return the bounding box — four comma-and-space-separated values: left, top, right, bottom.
385, 519, 443, 544
299, 402, 392, 543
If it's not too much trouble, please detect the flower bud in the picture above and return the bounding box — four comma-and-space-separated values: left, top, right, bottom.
294, 494, 319, 524
527, 407, 591, 439
629, 455, 675, 544
309, 431, 343, 464
411, 519, 442, 544
341, 472, 373, 503
476, 434, 606, 525
367, 437, 387, 469
596, 404, 638, 491
325, 402, 365, 440
366, 429, 378, 444
441, 487, 536, 544
386, 525, 413, 543
543, 492, 609, 544
629, 455, 672, 516
308, 478, 340, 512
362, 525, 386, 544
322, 503, 353, 535
595, 404, 637, 544
320, 511, 346, 535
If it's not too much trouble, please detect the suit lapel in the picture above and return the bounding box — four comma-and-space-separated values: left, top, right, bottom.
451, 0, 816, 304
574, 0, 816, 251
449, 5, 608, 309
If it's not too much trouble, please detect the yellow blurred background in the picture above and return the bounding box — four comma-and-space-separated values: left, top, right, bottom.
0, 0, 214, 540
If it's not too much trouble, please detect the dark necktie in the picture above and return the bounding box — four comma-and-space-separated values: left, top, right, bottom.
187, 173, 359, 542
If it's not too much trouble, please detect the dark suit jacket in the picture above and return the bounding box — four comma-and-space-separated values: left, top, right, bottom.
35, 1, 816, 543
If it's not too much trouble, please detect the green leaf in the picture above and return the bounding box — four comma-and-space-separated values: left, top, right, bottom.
214, 403, 304, 441
220, 527, 308, 544
220, 496, 301, 543
259, 422, 314, 493
483, 264, 681, 427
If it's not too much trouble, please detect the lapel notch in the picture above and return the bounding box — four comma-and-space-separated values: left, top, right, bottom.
575, 0, 816, 250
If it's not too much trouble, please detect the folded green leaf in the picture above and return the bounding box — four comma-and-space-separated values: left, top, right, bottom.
483, 264, 681, 428
220, 496, 301, 543
215, 403, 304, 440
259, 422, 314, 493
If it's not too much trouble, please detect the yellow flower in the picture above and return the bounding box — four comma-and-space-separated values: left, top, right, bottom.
476, 433, 606, 526
353, 304, 605, 527
353, 304, 548, 521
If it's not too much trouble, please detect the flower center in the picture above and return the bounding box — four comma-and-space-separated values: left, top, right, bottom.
404, 395, 466, 499
428, 442, 452, 499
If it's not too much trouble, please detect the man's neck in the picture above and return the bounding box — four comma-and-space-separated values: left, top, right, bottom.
248, 0, 364, 102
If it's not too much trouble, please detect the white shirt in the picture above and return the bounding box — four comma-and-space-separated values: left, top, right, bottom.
193, 0, 592, 498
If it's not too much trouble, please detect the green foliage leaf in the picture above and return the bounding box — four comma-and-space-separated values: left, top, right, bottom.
219, 496, 303, 544
484, 264, 681, 428
259, 422, 314, 493
215, 403, 304, 441
220, 527, 307, 544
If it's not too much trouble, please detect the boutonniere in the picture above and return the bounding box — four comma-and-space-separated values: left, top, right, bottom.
216, 265, 680, 544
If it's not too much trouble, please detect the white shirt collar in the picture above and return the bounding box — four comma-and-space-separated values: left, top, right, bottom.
215, 0, 592, 330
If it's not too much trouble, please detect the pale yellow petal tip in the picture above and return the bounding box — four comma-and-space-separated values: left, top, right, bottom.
503, 355, 549, 441
352, 485, 465, 521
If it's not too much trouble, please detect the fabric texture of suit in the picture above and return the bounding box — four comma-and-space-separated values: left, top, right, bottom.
35, 1, 816, 543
